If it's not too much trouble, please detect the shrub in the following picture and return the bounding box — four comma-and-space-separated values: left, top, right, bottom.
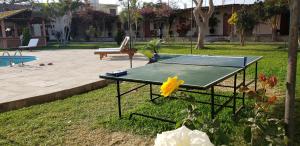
240, 73, 287, 146
209, 14, 220, 34
114, 30, 125, 45
177, 105, 230, 145
85, 25, 96, 41
176, 23, 190, 37
22, 28, 31, 46
143, 39, 161, 53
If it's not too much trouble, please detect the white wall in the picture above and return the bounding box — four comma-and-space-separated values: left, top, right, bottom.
253, 23, 272, 35
32, 24, 41, 36
92, 4, 118, 15
213, 12, 223, 35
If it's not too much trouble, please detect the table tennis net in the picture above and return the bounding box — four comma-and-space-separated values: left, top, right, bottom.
158, 55, 248, 68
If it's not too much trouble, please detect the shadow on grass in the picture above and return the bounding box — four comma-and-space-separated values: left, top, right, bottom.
0, 134, 21, 145
96, 87, 255, 145
272, 98, 300, 145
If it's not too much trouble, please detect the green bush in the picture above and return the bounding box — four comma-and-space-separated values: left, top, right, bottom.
22, 28, 31, 46
114, 30, 125, 45
240, 74, 286, 145
209, 14, 220, 34
143, 39, 161, 53
85, 25, 96, 41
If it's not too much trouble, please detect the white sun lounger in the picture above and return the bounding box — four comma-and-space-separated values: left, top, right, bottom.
94, 36, 135, 60
19, 38, 39, 51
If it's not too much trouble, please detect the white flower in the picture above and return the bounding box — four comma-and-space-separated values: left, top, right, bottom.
154, 126, 214, 146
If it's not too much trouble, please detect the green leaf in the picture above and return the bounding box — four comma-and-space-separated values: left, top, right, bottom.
187, 104, 193, 113
244, 126, 252, 143
143, 50, 153, 59
256, 89, 266, 96
214, 131, 230, 145
175, 121, 183, 129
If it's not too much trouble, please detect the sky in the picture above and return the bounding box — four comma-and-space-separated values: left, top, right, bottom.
99, 0, 257, 8
38, 0, 257, 8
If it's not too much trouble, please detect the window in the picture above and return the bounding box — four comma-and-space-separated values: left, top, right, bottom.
110, 9, 116, 15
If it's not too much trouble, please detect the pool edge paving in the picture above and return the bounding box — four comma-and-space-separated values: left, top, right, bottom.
0, 79, 112, 112
0, 50, 148, 112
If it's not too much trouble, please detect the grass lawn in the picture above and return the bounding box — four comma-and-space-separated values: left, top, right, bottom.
0, 42, 299, 145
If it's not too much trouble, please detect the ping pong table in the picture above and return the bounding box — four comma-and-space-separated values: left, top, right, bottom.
100, 55, 262, 123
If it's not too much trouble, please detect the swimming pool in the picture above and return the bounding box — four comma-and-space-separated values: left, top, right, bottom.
0, 56, 37, 67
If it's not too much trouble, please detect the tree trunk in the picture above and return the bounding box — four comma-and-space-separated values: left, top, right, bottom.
193, 0, 214, 49
65, 11, 72, 43
285, 0, 299, 145
253, 28, 258, 42
239, 29, 245, 46
135, 20, 138, 45
230, 25, 235, 42
271, 27, 278, 42
166, 22, 170, 40
271, 16, 278, 42
196, 22, 207, 49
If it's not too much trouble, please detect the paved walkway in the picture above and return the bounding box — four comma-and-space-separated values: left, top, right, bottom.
0, 50, 148, 108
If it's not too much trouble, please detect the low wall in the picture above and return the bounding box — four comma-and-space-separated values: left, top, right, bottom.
0, 37, 47, 49
0, 80, 112, 113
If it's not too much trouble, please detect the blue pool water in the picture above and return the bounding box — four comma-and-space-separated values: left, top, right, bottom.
0, 56, 37, 67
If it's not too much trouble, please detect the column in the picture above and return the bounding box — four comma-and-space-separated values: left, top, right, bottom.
42, 19, 47, 45
1, 20, 7, 48
13, 23, 18, 37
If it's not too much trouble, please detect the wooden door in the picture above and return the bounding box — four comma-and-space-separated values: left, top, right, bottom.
223, 13, 231, 36
144, 21, 151, 38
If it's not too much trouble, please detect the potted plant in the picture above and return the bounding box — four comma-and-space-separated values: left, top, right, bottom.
143, 39, 161, 63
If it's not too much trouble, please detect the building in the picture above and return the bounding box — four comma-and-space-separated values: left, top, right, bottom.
0, 8, 47, 49
135, 4, 290, 41
70, 9, 119, 41
46, 2, 119, 41
90, 1, 118, 16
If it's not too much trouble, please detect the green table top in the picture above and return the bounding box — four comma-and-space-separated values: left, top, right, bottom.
100, 55, 262, 89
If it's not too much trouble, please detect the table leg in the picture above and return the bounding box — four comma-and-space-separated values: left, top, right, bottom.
116, 80, 122, 119
233, 74, 237, 115
243, 69, 246, 106
211, 86, 215, 119
255, 62, 258, 91
150, 84, 153, 100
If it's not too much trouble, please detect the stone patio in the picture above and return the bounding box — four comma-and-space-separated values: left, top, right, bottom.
0, 49, 148, 111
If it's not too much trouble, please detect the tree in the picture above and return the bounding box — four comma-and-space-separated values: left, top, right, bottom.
193, 0, 214, 49
285, 0, 298, 145
139, 2, 175, 38
22, 27, 31, 46
139, 2, 156, 19
228, 8, 256, 46
41, 0, 81, 45
253, 0, 289, 41
2, 0, 36, 4
176, 22, 190, 37
85, 25, 96, 41
119, 0, 142, 41
208, 13, 220, 34
154, 2, 174, 39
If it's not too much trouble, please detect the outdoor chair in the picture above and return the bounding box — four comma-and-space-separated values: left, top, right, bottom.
94, 36, 136, 60
19, 38, 39, 51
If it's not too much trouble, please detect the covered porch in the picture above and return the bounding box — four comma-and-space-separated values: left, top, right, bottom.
0, 9, 47, 49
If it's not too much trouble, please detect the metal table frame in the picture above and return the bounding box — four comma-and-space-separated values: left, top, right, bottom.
101, 58, 261, 124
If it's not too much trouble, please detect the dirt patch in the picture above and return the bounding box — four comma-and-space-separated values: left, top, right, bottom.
64, 125, 154, 146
